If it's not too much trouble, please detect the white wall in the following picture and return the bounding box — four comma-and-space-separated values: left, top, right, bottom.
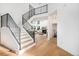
57, 4, 79, 55
1, 27, 19, 51
39, 20, 48, 29
0, 3, 29, 27
47, 4, 58, 40
47, 16, 54, 40
0, 17, 1, 43
0, 3, 29, 52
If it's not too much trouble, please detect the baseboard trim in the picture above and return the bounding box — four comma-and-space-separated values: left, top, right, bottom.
57, 44, 73, 56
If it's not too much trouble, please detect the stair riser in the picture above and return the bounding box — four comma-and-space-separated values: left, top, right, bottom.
21, 40, 32, 44
21, 43, 33, 49
21, 36, 30, 39
21, 38, 32, 42
21, 41, 33, 49
21, 33, 28, 35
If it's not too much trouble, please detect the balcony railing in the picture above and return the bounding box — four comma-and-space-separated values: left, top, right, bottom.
35, 4, 48, 15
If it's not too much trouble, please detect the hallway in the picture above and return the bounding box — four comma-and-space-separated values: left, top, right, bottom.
22, 35, 72, 56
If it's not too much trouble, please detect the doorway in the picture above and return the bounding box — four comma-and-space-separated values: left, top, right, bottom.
52, 23, 57, 38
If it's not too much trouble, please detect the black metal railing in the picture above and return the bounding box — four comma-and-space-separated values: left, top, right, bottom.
1, 13, 21, 50
29, 4, 35, 18
35, 4, 48, 15
22, 15, 35, 42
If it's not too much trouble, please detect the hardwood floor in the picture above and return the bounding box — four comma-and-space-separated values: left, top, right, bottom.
0, 34, 72, 56
0, 45, 16, 56
22, 34, 72, 56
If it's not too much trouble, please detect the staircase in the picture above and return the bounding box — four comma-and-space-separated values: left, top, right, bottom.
20, 4, 48, 51
21, 27, 35, 50
0, 4, 48, 55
